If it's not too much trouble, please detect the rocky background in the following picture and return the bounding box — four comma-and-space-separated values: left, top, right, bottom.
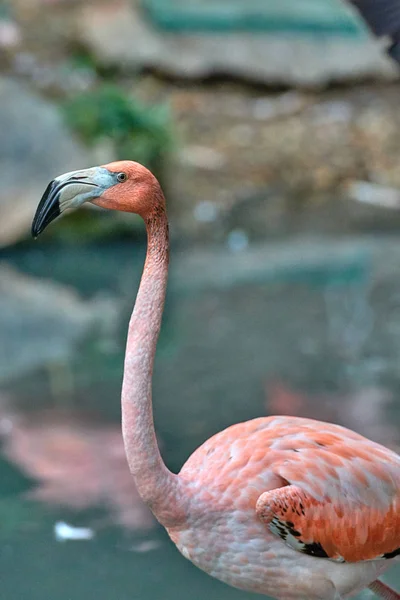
1, 0, 400, 252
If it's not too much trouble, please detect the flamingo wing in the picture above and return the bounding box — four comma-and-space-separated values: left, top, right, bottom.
255, 426, 400, 563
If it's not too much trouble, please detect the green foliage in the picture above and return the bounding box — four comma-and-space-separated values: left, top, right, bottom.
63, 85, 174, 174
54, 84, 175, 242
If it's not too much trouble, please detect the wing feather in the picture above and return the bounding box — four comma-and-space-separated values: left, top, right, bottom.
255, 423, 400, 563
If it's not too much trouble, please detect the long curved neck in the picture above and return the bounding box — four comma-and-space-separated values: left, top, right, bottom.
121, 200, 184, 528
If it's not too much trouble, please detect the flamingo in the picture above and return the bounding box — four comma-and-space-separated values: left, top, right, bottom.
31, 161, 400, 600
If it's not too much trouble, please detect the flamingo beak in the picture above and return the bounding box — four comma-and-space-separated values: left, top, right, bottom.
31, 166, 116, 237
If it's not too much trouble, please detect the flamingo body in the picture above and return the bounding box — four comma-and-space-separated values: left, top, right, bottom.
31, 161, 400, 600
168, 416, 400, 599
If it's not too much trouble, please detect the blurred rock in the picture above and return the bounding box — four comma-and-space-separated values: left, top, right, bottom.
167, 85, 400, 241
347, 180, 400, 209
0, 264, 114, 382
0, 406, 156, 532
75, 0, 397, 86
0, 19, 21, 49
179, 145, 226, 170
0, 76, 90, 247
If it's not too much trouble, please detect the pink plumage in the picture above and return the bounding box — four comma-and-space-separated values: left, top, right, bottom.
170, 416, 400, 599
32, 160, 400, 600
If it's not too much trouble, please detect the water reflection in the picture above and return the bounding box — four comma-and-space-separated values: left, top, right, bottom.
0, 405, 156, 532
324, 280, 375, 370
1, 239, 400, 599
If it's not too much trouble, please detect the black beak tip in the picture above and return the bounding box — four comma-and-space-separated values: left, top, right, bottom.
31, 219, 41, 239
31, 180, 61, 239
31, 225, 40, 240
31, 217, 45, 239
31, 216, 49, 238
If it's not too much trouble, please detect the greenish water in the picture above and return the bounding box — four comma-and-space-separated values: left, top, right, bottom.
1, 238, 399, 599
0, 523, 247, 600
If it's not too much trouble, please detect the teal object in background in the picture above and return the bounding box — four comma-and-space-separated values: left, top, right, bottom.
141, 0, 367, 35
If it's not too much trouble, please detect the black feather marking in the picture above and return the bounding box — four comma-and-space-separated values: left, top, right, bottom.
301, 542, 329, 558
383, 547, 400, 559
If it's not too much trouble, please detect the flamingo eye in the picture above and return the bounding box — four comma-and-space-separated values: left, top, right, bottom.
117, 172, 127, 183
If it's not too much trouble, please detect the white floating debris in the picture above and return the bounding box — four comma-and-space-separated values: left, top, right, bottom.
54, 521, 95, 542
347, 180, 400, 209
194, 201, 218, 223
226, 229, 249, 253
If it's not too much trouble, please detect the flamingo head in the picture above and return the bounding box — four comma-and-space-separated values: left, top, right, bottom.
31, 160, 163, 237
